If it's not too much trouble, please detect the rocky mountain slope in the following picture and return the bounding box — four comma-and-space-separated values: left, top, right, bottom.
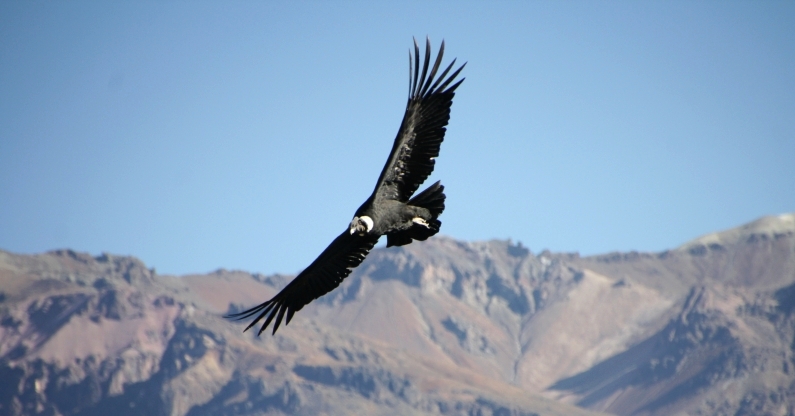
1, 213, 793, 415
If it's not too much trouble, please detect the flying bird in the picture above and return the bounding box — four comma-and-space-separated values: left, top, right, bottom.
227, 38, 465, 335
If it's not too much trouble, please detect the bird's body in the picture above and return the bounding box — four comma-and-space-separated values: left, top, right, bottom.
355, 180, 448, 248
357, 198, 427, 235
227, 38, 465, 335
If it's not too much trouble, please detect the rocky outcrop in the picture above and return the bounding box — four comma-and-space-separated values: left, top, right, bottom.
1, 213, 793, 415
0, 245, 601, 416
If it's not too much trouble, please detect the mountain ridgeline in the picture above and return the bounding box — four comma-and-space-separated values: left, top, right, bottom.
1, 213, 794, 415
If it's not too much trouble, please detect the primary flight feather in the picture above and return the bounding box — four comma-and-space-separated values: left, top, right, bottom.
227, 38, 465, 335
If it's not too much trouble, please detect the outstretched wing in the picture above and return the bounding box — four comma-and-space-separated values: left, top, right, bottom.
226, 230, 379, 335
372, 38, 466, 202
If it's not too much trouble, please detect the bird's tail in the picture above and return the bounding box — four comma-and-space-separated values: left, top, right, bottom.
409, 180, 446, 219
387, 181, 446, 247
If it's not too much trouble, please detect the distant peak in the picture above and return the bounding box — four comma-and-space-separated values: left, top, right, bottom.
679, 212, 795, 251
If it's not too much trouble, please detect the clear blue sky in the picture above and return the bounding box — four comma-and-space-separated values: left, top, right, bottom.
1, 2, 793, 276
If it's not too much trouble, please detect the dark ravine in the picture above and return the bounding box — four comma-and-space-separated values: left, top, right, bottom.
1, 213, 793, 415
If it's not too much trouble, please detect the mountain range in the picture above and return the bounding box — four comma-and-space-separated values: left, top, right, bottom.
1, 213, 793, 415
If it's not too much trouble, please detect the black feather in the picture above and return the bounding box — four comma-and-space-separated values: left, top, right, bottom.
372, 39, 465, 202
226, 39, 464, 336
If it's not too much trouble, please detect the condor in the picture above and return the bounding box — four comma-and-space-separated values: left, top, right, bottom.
228, 39, 465, 335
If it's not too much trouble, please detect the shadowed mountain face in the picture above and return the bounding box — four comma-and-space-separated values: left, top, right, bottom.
1, 213, 794, 415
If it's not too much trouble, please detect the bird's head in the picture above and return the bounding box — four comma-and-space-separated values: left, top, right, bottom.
349, 216, 374, 235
